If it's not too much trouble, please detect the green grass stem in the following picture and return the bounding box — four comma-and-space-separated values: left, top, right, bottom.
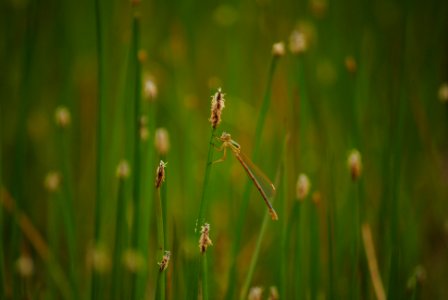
56, 126, 79, 299
112, 173, 127, 300
155, 188, 166, 300
310, 201, 320, 300
201, 253, 209, 300
350, 182, 360, 300
130, 14, 143, 300
196, 128, 216, 232
195, 128, 216, 300
0, 103, 4, 297
239, 208, 270, 300
91, 0, 105, 297
239, 134, 286, 300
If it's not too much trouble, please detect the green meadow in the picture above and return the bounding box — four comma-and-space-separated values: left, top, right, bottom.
1, 0, 448, 299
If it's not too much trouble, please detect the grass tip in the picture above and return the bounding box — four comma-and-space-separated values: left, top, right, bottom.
272, 42, 285, 57
155, 128, 170, 155
138, 49, 147, 63
55, 106, 71, 128
312, 191, 321, 206
296, 173, 311, 201
44, 171, 62, 192
289, 30, 307, 55
248, 286, 263, 300
209, 88, 226, 128
199, 223, 213, 254
116, 160, 131, 179
155, 160, 168, 188
16, 254, 34, 278
268, 286, 279, 300
88, 245, 111, 274
345, 56, 357, 73
158, 251, 171, 272
144, 77, 158, 101
438, 83, 448, 103
310, 0, 328, 18
347, 149, 362, 181
122, 249, 146, 273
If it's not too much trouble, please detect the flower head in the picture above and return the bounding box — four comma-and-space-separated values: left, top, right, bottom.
209, 88, 225, 128
199, 223, 213, 254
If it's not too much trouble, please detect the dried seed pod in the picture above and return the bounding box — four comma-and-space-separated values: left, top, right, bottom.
155, 160, 168, 188
155, 128, 170, 155
296, 173, 311, 201
55, 106, 71, 128
158, 251, 171, 272
44, 171, 61, 192
347, 149, 362, 181
209, 88, 225, 129
272, 42, 285, 57
116, 160, 130, 179
199, 223, 213, 254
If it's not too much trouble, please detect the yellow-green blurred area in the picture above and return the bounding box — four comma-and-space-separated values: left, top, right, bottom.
1, 0, 448, 299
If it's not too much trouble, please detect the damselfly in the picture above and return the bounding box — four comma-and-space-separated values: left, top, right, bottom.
214, 132, 278, 220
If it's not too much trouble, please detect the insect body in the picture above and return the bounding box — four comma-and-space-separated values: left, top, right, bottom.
214, 132, 278, 220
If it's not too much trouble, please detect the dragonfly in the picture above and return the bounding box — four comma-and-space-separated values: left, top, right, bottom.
214, 132, 278, 220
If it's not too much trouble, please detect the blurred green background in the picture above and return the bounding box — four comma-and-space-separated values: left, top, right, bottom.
1, 0, 448, 299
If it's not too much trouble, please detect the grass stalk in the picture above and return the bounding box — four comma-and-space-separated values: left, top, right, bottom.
130, 14, 143, 300
0, 103, 4, 297
310, 200, 320, 300
239, 209, 270, 300
196, 128, 216, 300
131, 14, 142, 250
112, 168, 128, 300
91, 0, 105, 296
350, 182, 360, 300
56, 125, 79, 299
155, 188, 166, 300
46, 190, 57, 300
196, 128, 216, 232
225, 53, 280, 300
201, 254, 209, 300
239, 134, 286, 300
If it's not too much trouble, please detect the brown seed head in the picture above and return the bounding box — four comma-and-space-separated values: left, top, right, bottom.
199, 223, 213, 254
345, 56, 357, 73
347, 149, 362, 181
158, 251, 171, 272
296, 173, 311, 201
268, 286, 279, 300
116, 160, 131, 179
272, 42, 285, 57
122, 249, 145, 273
155, 128, 170, 155
312, 191, 321, 206
439, 83, 448, 103
144, 78, 158, 101
55, 106, 71, 128
16, 255, 34, 278
248, 287, 263, 300
289, 30, 307, 54
155, 160, 168, 188
89, 245, 111, 273
209, 88, 225, 128
310, 0, 328, 18
138, 49, 147, 63
44, 171, 61, 192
